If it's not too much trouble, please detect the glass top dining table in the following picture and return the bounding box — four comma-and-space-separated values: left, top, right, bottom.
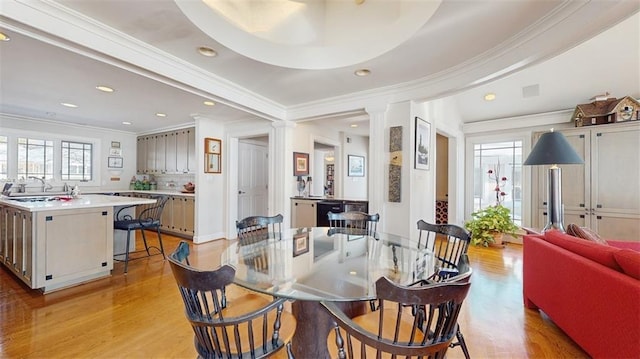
221, 227, 435, 358
221, 227, 435, 302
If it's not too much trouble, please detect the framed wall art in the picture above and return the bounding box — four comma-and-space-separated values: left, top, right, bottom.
348, 155, 365, 177
107, 156, 123, 168
205, 138, 222, 173
293, 230, 310, 257
414, 117, 430, 171
205, 153, 221, 173
293, 152, 309, 176
205, 138, 221, 154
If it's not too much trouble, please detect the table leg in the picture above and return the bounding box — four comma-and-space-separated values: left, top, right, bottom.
291, 300, 367, 358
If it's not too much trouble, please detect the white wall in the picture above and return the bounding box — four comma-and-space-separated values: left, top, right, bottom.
383, 102, 413, 238
342, 133, 368, 200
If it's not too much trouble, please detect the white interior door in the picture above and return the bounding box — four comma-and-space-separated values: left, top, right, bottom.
238, 141, 268, 219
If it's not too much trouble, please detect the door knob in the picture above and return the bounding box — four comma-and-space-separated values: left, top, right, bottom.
238, 190, 246, 194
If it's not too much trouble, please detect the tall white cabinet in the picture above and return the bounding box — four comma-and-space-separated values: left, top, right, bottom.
533, 122, 640, 240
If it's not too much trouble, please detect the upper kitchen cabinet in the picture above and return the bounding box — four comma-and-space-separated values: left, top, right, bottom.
137, 127, 196, 174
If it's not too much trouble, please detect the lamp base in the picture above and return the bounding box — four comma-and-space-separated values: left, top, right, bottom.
542, 222, 566, 232
545, 167, 565, 232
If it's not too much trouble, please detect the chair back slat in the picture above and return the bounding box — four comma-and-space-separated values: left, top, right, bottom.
168, 241, 292, 359
417, 220, 471, 281
236, 214, 284, 244
322, 277, 471, 358
328, 211, 379, 236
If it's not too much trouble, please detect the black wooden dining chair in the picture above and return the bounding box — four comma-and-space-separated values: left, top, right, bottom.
168, 241, 296, 359
113, 196, 168, 273
321, 276, 471, 359
236, 214, 284, 244
327, 211, 379, 236
417, 219, 471, 282
416, 219, 473, 358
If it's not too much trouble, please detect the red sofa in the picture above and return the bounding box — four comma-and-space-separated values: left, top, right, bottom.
523, 230, 640, 358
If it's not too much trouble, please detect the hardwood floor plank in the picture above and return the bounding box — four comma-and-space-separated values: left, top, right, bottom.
0, 233, 588, 358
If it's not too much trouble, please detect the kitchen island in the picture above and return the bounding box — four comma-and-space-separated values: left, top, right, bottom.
0, 194, 155, 293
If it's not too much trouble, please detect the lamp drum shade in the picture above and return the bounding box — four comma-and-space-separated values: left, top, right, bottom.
524, 131, 584, 165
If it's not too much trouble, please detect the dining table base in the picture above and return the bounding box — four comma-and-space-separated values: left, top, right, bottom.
291, 300, 368, 358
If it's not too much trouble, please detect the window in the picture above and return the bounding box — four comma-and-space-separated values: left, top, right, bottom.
0, 136, 7, 180
62, 141, 93, 181
17, 137, 54, 180
472, 141, 522, 225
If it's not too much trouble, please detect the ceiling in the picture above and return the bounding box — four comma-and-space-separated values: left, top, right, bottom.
0, 1, 638, 135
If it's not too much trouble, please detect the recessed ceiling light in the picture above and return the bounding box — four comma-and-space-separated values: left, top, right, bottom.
198, 46, 217, 57
0, 32, 10, 42
354, 69, 371, 77
122, 121, 132, 125
96, 85, 114, 93
484, 93, 496, 101
61, 102, 78, 108
203, 100, 215, 106
350, 124, 358, 128
155, 113, 167, 117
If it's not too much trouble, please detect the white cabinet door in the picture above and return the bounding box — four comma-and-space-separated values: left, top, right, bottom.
165, 131, 178, 173
591, 126, 640, 214
291, 199, 317, 227
186, 128, 196, 173
136, 136, 147, 174
156, 133, 167, 173
176, 129, 189, 173
146, 135, 157, 174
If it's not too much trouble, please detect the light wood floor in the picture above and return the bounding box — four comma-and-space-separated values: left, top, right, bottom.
0, 233, 588, 358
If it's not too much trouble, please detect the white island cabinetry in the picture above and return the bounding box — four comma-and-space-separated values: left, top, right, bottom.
0, 195, 155, 292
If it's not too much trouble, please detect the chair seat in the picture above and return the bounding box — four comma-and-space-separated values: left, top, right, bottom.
114, 219, 159, 231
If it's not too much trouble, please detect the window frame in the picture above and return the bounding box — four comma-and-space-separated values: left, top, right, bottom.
465, 131, 533, 227
1, 128, 101, 186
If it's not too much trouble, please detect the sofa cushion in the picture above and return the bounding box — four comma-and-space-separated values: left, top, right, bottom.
544, 230, 622, 272
613, 249, 640, 280
566, 224, 608, 245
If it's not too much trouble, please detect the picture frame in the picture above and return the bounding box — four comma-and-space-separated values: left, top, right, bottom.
109, 147, 122, 156
110, 141, 121, 148
293, 152, 309, 176
205, 138, 221, 154
414, 117, 431, 171
205, 153, 221, 173
348, 155, 365, 177
292, 231, 310, 257
107, 156, 123, 168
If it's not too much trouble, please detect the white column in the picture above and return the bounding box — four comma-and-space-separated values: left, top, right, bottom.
271, 120, 296, 228
365, 105, 387, 231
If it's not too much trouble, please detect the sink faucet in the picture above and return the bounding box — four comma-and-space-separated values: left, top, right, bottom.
29, 176, 53, 192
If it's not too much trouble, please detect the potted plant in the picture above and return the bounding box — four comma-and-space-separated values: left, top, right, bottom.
465, 205, 519, 247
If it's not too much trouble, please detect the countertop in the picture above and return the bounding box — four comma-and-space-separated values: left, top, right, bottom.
0, 194, 156, 212
87, 189, 195, 197
290, 196, 368, 203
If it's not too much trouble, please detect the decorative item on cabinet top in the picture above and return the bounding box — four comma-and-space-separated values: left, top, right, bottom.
572, 94, 640, 127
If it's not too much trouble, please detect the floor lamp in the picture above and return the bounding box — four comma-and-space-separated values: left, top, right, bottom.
524, 129, 584, 232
